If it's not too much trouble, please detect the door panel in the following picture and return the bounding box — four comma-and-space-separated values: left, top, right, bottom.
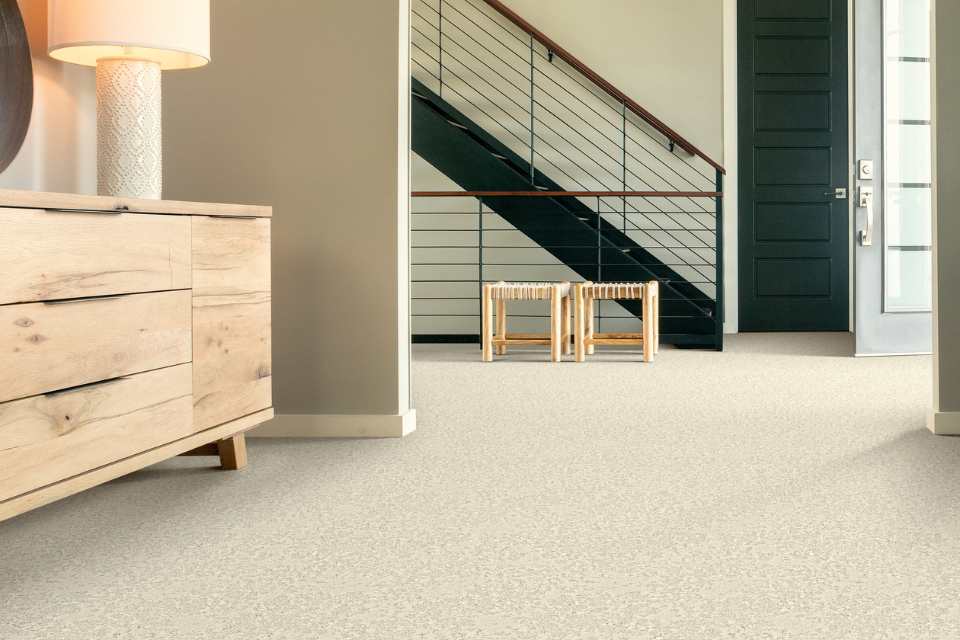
755, 0, 831, 20
756, 92, 831, 131
756, 203, 832, 241
755, 37, 831, 75
739, 0, 849, 332
755, 148, 832, 185
191, 217, 272, 431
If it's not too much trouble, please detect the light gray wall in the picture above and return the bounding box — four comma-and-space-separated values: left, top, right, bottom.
931, 0, 960, 429
163, 0, 411, 420
500, 0, 723, 161
0, 0, 95, 193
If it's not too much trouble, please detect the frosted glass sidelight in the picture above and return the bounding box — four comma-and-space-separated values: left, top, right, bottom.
884, 0, 932, 312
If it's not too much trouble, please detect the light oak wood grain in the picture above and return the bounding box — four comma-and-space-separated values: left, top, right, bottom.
574, 282, 659, 363
181, 436, 249, 470
217, 434, 248, 470
481, 284, 493, 362
0, 408, 274, 523
574, 283, 586, 362
0, 191, 273, 522
191, 216, 270, 297
0, 290, 192, 403
0, 208, 190, 305
192, 217, 272, 431
0, 364, 193, 502
495, 299, 506, 355
193, 293, 272, 431
550, 284, 562, 362
180, 442, 220, 456
0, 189, 271, 218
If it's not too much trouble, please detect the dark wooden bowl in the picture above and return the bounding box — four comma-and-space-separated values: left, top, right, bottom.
0, 0, 32, 175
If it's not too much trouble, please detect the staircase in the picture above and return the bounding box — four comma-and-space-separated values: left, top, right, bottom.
411, 0, 725, 349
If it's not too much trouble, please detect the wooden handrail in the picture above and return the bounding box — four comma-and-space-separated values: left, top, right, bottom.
478, 0, 725, 175
412, 190, 721, 198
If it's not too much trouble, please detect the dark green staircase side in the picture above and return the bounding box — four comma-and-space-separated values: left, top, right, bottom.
412, 78, 718, 347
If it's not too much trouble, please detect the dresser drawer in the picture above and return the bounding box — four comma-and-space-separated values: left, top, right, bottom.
0, 290, 192, 403
0, 208, 190, 305
0, 364, 193, 503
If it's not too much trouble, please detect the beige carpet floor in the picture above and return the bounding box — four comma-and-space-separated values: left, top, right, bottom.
2, 333, 959, 639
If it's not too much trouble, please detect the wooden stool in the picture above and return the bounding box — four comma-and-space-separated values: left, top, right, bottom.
481, 282, 572, 362
574, 281, 660, 363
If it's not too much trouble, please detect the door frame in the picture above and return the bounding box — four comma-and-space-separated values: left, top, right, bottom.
723, 0, 854, 335
853, 0, 934, 356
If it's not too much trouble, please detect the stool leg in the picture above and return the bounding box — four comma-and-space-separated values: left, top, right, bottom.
550, 285, 562, 362
561, 295, 572, 355
496, 299, 507, 355
652, 282, 660, 354
482, 284, 493, 362
642, 284, 654, 363
574, 284, 586, 362
586, 296, 595, 355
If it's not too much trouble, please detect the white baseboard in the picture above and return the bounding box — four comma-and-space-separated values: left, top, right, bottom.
928, 411, 960, 436
250, 410, 417, 439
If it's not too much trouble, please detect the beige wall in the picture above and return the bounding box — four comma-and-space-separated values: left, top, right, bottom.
930, 0, 960, 433
412, 0, 724, 183
163, 0, 412, 430
0, 0, 95, 193
499, 0, 723, 161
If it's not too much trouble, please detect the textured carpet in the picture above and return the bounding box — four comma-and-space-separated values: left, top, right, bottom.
2, 334, 958, 639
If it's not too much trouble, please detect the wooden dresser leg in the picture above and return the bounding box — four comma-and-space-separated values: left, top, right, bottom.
217, 434, 248, 471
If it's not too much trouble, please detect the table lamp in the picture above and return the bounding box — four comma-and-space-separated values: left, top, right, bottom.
47, 0, 210, 199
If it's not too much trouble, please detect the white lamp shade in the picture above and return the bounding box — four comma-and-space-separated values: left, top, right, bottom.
48, 0, 210, 70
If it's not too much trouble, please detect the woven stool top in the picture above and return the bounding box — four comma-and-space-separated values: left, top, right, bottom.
488, 281, 571, 300
582, 281, 654, 300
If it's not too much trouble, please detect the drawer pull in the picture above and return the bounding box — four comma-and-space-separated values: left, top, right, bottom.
43, 295, 124, 306
46, 207, 127, 215
44, 376, 128, 397
207, 214, 259, 220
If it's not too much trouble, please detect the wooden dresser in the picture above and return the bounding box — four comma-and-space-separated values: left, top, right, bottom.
0, 189, 273, 522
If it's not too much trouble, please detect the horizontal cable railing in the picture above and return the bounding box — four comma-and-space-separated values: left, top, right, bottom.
411, 0, 724, 348
411, 191, 723, 346
413, 191, 721, 198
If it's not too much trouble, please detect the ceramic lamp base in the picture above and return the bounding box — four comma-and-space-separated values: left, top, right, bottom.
95, 58, 162, 199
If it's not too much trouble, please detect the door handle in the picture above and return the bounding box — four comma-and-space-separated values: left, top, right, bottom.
825, 187, 848, 199
858, 186, 874, 247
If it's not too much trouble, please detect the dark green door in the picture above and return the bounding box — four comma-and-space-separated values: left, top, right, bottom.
738, 0, 849, 331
